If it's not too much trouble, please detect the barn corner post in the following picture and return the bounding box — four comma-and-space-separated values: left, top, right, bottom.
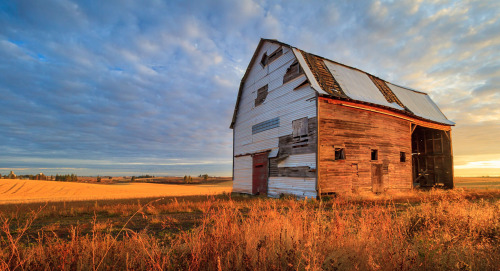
315, 92, 321, 199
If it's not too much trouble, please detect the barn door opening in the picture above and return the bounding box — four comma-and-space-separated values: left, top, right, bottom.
252, 152, 268, 195
411, 126, 453, 188
371, 164, 383, 193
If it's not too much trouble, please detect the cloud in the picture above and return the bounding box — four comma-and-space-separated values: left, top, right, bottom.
0, 0, 499, 176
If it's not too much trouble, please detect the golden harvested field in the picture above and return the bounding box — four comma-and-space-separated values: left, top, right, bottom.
455, 176, 500, 189
0, 179, 232, 204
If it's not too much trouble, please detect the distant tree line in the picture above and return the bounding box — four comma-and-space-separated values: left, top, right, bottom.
55, 174, 78, 182
137, 175, 155, 178
183, 175, 193, 183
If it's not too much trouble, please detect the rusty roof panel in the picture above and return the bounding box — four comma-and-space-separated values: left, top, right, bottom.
368, 75, 406, 109
300, 51, 346, 98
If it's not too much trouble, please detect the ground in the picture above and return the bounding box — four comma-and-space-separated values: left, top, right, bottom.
0, 177, 499, 269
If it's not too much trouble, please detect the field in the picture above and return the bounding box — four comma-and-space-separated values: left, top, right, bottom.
455, 176, 500, 189
0, 178, 500, 270
0, 179, 232, 204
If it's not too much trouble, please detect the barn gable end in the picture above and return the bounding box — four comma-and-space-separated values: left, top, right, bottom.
232, 40, 318, 198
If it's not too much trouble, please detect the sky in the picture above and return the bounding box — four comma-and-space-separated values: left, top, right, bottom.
0, 0, 499, 177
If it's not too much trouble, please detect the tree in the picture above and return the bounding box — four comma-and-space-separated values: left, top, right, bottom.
183, 175, 193, 184
97, 175, 101, 182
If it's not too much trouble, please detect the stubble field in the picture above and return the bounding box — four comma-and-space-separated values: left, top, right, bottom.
0, 177, 499, 270
0, 178, 232, 204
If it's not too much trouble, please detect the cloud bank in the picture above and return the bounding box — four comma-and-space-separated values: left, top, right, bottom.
0, 0, 499, 176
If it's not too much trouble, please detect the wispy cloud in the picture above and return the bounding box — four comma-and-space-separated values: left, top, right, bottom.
1, 0, 499, 176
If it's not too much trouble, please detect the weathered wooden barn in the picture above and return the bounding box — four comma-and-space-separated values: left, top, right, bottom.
230, 39, 455, 198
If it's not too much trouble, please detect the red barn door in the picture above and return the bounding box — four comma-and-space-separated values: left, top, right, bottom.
252, 153, 268, 195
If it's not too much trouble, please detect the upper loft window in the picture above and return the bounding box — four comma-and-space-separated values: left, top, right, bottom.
255, 85, 268, 107
260, 47, 283, 67
371, 149, 378, 161
268, 47, 283, 63
260, 53, 268, 67
283, 60, 304, 84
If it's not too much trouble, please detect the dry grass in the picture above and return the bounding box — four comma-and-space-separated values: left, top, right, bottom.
0, 189, 499, 270
0, 179, 232, 204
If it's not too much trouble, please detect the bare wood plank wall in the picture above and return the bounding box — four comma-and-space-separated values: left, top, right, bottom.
318, 98, 412, 193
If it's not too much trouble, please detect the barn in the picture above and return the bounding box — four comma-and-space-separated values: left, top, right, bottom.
230, 39, 454, 198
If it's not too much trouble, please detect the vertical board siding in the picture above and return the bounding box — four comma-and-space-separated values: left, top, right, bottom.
233, 156, 253, 193
318, 99, 412, 193
268, 177, 316, 198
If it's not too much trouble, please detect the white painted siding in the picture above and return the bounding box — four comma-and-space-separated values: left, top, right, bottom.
233, 41, 317, 196
268, 177, 316, 198
233, 156, 252, 193
233, 41, 317, 156
278, 153, 316, 168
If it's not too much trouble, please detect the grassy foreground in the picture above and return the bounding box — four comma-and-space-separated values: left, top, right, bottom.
1, 189, 500, 270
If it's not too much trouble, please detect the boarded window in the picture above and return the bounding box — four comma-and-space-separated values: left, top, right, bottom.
292, 117, 308, 138
283, 61, 304, 84
252, 117, 279, 134
371, 149, 378, 161
335, 148, 346, 160
400, 152, 406, 162
268, 47, 283, 63
254, 85, 268, 107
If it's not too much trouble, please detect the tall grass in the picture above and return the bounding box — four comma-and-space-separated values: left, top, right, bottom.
1, 190, 499, 270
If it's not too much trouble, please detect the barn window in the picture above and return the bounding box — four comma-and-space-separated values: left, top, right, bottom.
335, 148, 346, 160
260, 53, 268, 67
268, 47, 283, 63
292, 117, 308, 138
260, 47, 283, 68
252, 117, 280, 134
400, 152, 406, 162
371, 149, 378, 161
254, 85, 268, 107
283, 61, 304, 84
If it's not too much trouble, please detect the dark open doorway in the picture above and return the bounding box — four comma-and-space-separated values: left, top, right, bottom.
411, 125, 453, 188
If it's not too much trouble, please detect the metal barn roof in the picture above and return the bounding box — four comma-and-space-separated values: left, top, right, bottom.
388, 83, 455, 125
230, 39, 455, 128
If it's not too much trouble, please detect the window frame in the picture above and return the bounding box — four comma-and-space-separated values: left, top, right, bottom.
335, 147, 346, 160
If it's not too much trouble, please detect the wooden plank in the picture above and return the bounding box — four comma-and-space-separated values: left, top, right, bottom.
318, 98, 412, 193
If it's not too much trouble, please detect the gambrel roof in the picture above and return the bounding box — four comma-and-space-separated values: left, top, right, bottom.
230, 39, 455, 128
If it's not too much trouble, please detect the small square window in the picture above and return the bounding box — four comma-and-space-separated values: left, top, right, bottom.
400, 152, 406, 162
371, 149, 378, 161
335, 148, 345, 160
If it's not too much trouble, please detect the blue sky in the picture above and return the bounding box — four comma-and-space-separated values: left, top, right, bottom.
1, 0, 499, 177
